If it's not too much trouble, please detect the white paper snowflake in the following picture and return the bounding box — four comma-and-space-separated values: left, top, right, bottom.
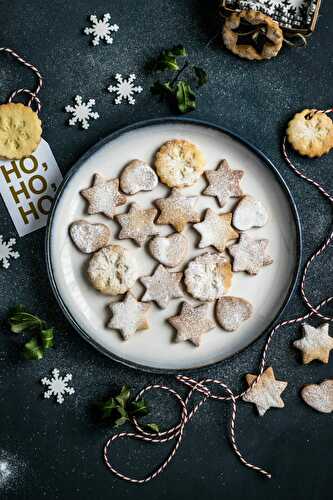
84, 13, 119, 46
65, 95, 99, 130
41, 368, 75, 404
0, 236, 19, 269
108, 74, 143, 105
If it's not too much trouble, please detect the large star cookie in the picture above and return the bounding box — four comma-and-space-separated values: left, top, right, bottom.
229, 233, 273, 275
203, 160, 244, 207
155, 189, 201, 232
116, 203, 159, 246
242, 367, 288, 416
293, 323, 333, 364
193, 208, 238, 252
108, 292, 151, 341
141, 264, 183, 308
168, 302, 215, 346
81, 174, 126, 218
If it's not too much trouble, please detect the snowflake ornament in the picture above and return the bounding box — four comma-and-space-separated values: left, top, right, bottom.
108, 74, 143, 105
84, 13, 119, 46
65, 95, 99, 130
41, 368, 75, 404
0, 236, 19, 269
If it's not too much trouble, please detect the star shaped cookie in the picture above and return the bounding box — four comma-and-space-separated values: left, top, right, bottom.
116, 203, 159, 246
141, 264, 183, 308
193, 208, 238, 252
229, 233, 273, 275
203, 160, 244, 207
155, 189, 201, 232
108, 292, 151, 341
81, 173, 127, 218
168, 302, 215, 346
242, 367, 288, 416
293, 323, 333, 364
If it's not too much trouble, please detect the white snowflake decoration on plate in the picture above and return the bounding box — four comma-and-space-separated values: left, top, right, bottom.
108, 74, 143, 105
41, 368, 75, 404
84, 13, 119, 46
0, 236, 19, 269
65, 95, 99, 130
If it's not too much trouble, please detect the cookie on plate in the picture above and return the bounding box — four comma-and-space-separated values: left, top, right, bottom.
203, 160, 244, 207
116, 202, 159, 246
154, 139, 206, 188
149, 233, 188, 268
168, 301, 215, 347
215, 296, 252, 332
193, 209, 239, 252
184, 252, 232, 302
229, 233, 273, 275
141, 264, 183, 309
287, 109, 333, 158
155, 189, 201, 232
81, 174, 127, 219
69, 220, 110, 253
232, 195, 268, 231
120, 159, 158, 195
108, 292, 151, 341
87, 244, 138, 295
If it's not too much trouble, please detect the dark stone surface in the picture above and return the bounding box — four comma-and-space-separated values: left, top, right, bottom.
0, 1, 332, 499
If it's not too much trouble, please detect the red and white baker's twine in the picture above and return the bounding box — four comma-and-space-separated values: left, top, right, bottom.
0, 47, 43, 112
104, 109, 333, 484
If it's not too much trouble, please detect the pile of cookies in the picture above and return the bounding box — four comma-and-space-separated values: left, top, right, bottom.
69, 139, 273, 347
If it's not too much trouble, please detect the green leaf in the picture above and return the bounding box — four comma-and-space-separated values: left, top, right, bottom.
114, 416, 129, 428
100, 398, 117, 418
131, 398, 149, 416
9, 311, 44, 333
115, 385, 131, 407
150, 80, 174, 97
156, 53, 179, 72
175, 81, 196, 113
116, 405, 128, 418
168, 45, 187, 57
193, 66, 208, 87
23, 338, 44, 360
145, 423, 160, 433
40, 328, 54, 349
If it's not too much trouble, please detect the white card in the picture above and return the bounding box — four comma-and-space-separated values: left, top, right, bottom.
0, 139, 63, 237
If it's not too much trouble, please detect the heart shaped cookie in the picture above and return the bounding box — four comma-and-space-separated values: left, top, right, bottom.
149, 233, 188, 268
216, 296, 252, 331
232, 195, 268, 231
70, 220, 110, 253
301, 380, 333, 414
120, 159, 158, 195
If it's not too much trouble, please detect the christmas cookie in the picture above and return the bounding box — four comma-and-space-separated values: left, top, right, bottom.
108, 292, 151, 341
223, 10, 283, 61
69, 220, 110, 253
232, 195, 268, 231
0, 103, 42, 160
287, 109, 333, 158
154, 139, 206, 188
81, 174, 127, 219
229, 233, 273, 275
193, 209, 239, 252
203, 160, 244, 207
155, 189, 201, 232
87, 244, 137, 295
168, 302, 215, 347
120, 159, 158, 195
184, 252, 232, 302
116, 203, 159, 247
149, 233, 188, 268
216, 296, 252, 332
293, 323, 333, 364
141, 264, 183, 309
242, 367, 288, 416
301, 380, 333, 414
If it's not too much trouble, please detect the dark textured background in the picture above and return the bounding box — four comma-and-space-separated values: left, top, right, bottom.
0, 1, 332, 499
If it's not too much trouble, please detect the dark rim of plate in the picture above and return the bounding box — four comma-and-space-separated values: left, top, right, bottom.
45, 117, 303, 375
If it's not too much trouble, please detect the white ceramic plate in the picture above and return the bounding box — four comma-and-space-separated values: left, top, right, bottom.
46, 118, 301, 372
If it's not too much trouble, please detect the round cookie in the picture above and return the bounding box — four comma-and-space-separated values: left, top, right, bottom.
87, 244, 138, 295
154, 139, 206, 188
287, 109, 333, 158
120, 159, 158, 195
69, 220, 110, 253
215, 296, 252, 332
184, 252, 233, 302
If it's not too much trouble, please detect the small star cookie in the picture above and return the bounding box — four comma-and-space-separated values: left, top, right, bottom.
301, 380, 333, 414
293, 323, 333, 364
168, 302, 215, 346
141, 264, 183, 309
81, 174, 127, 219
229, 233, 273, 275
242, 367, 288, 416
155, 189, 201, 232
203, 160, 244, 207
232, 195, 268, 231
108, 292, 151, 340
193, 209, 238, 252
116, 203, 159, 246
287, 109, 333, 158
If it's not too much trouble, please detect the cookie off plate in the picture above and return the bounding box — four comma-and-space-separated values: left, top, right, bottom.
46, 118, 301, 372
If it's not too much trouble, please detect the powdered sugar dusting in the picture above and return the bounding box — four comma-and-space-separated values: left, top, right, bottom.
216, 296, 253, 331
70, 220, 110, 253
120, 160, 158, 195
149, 233, 188, 267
